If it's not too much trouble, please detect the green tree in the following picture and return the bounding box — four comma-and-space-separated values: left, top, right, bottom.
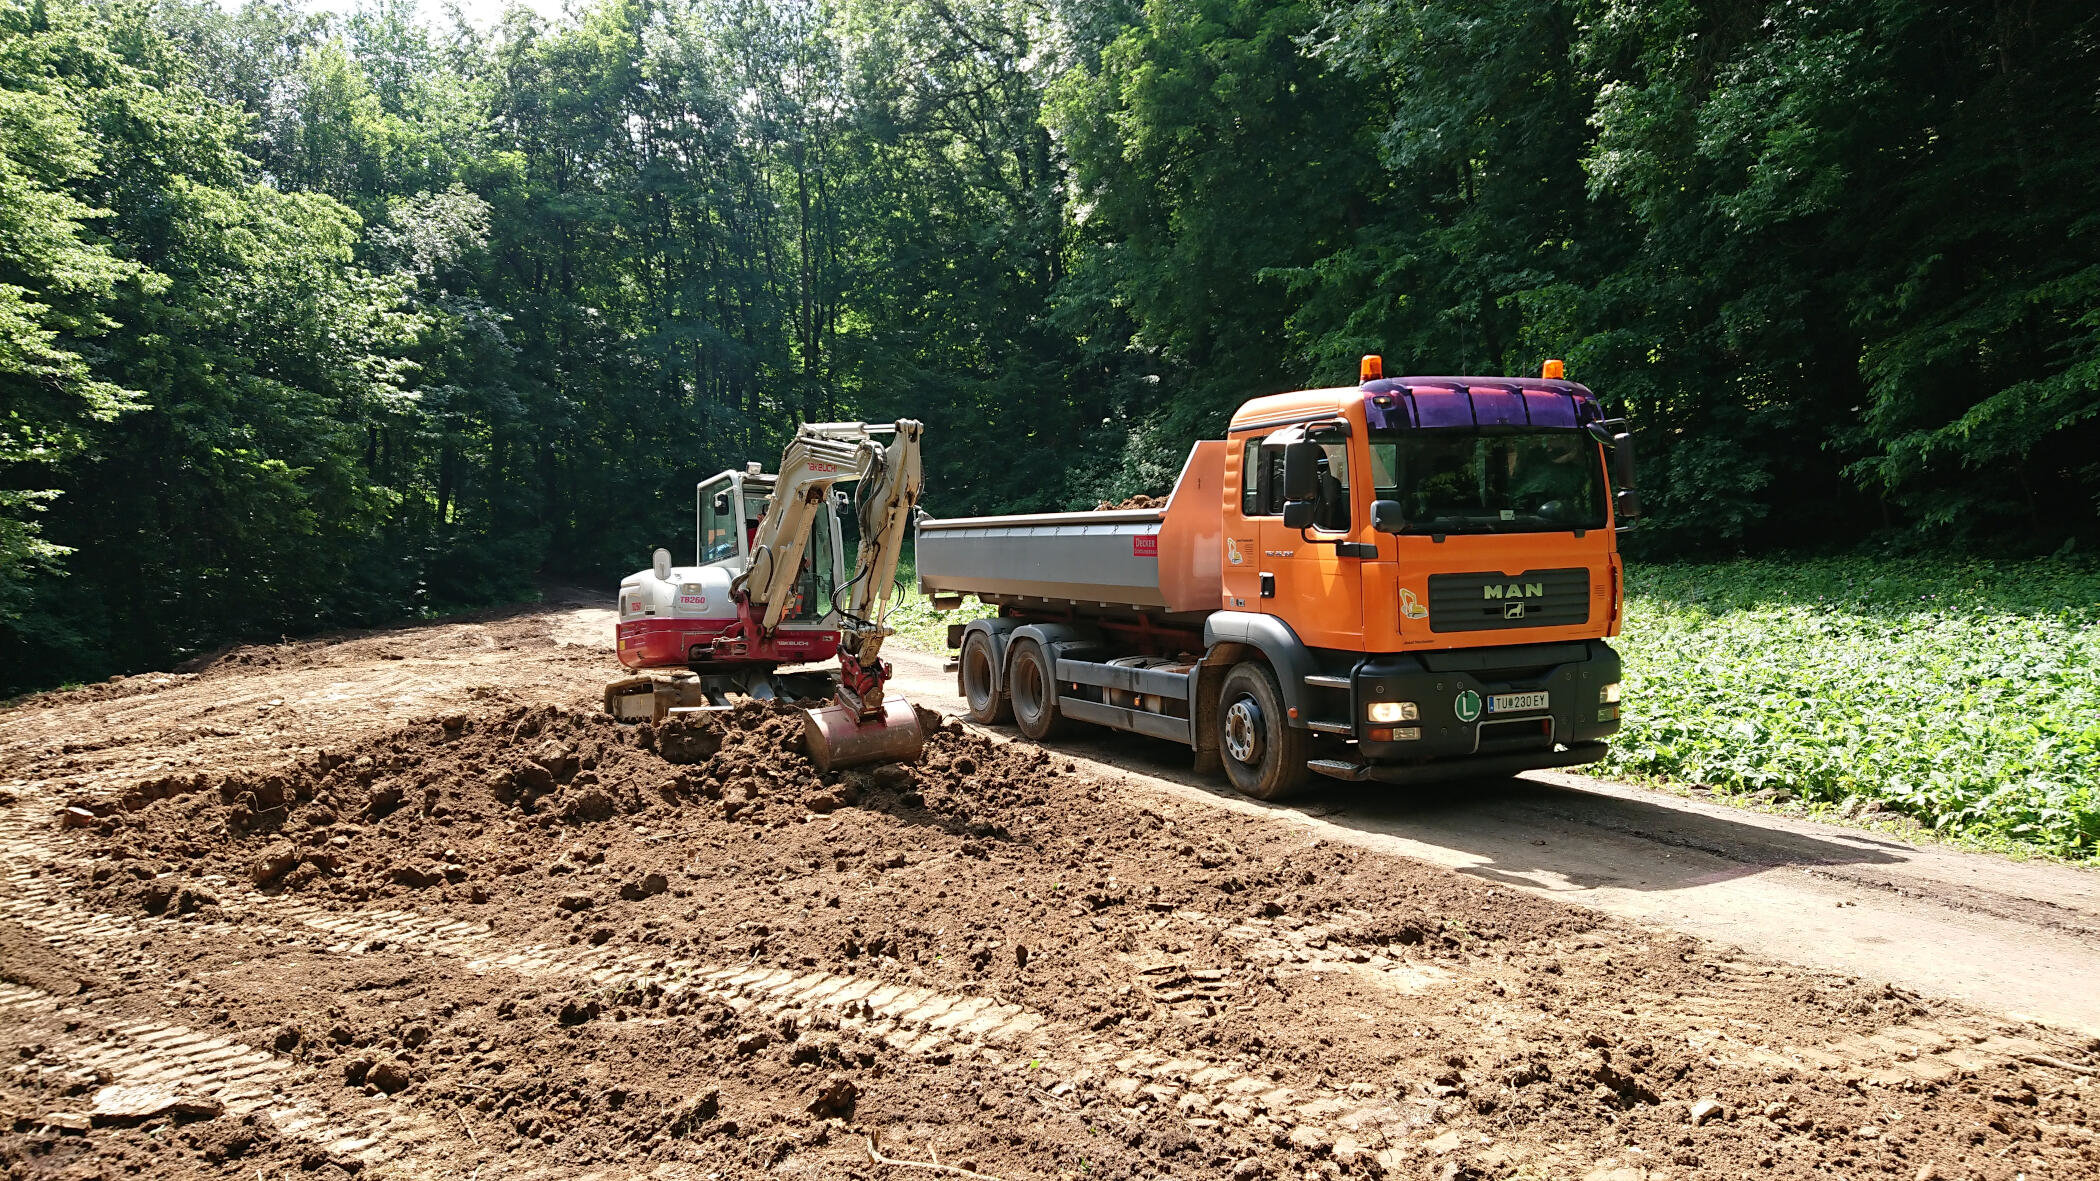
0, 0, 151, 648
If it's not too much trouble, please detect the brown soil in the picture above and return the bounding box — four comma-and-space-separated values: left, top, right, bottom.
2, 603, 2096, 1180
1095, 494, 1167, 510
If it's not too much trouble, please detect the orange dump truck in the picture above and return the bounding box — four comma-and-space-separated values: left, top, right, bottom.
914, 358, 1638, 799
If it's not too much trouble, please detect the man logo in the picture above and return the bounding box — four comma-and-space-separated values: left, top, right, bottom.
1504, 601, 1526, 620
1482, 582, 1545, 600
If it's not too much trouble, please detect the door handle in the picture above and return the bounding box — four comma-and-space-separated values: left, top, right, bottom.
1259, 572, 1275, 599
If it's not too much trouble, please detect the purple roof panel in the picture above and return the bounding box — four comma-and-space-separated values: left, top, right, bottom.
1523, 389, 1579, 428
1411, 389, 1476, 428
1358, 375, 1600, 431
1469, 386, 1528, 427
1363, 394, 1409, 431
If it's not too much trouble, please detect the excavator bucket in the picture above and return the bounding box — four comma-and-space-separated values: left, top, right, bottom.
802, 696, 925, 772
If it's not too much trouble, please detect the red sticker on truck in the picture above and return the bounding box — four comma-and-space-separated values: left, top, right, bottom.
1133, 534, 1158, 557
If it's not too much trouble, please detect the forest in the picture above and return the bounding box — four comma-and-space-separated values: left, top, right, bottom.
2, 0, 2096, 692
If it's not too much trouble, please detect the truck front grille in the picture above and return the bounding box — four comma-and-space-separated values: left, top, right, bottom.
1427, 568, 1589, 632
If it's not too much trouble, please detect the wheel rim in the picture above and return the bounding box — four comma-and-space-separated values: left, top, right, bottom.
1223, 695, 1264, 764
1012, 653, 1046, 722
962, 641, 994, 710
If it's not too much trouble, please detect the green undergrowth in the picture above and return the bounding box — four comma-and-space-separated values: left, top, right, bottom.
1609, 557, 2100, 860
880, 558, 973, 653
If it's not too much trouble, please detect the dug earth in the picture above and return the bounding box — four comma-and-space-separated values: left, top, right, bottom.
1, 608, 2095, 1180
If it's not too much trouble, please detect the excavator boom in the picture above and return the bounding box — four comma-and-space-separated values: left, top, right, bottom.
802, 421, 924, 769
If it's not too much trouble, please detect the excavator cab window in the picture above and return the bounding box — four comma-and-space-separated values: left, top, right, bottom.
787, 502, 839, 622
697, 473, 745, 566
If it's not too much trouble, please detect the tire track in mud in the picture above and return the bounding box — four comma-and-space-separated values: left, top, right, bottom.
3, 977, 499, 1178
2, 785, 477, 1176
3, 784, 1473, 1169
1209, 905, 2093, 1095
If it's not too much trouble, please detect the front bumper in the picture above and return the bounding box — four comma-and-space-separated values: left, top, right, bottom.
1345, 639, 1621, 771
1311, 741, 1609, 784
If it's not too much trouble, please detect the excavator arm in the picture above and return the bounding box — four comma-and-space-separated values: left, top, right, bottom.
739, 423, 902, 632
830, 421, 923, 719
732, 419, 927, 771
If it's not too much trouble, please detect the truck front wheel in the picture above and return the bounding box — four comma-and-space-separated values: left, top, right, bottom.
959, 630, 1011, 724
1218, 661, 1310, 801
1008, 640, 1066, 740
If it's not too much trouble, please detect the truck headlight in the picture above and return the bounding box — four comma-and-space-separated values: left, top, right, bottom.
1367, 701, 1418, 723
1599, 682, 1621, 704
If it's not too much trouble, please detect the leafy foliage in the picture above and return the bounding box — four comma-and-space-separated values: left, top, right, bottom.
0, 0, 2095, 743
1612, 558, 2100, 859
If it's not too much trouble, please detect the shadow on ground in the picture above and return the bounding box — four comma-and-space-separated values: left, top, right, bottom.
997, 721, 1905, 895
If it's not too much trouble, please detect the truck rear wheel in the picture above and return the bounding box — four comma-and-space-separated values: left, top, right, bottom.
959, 630, 1011, 724
1218, 661, 1310, 801
1007, 640, 1066, 741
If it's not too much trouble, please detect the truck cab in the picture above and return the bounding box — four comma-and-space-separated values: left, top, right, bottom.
1216, 363, 1630, 790
917, 358, 1636, 799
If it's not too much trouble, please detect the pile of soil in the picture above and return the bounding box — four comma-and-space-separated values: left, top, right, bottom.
66, 700, 1023, 916
0, 599, 615, 798
1095, 493, 1167, 510
26, 692, 2097, 1179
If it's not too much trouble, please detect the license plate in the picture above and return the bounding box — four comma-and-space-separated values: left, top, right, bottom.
1488, 691, 1549, 714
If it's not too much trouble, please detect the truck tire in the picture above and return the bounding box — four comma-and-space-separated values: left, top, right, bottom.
959, 629, 1010, 724
1007, 640, 1066, 741
1218, 661, 1310, 801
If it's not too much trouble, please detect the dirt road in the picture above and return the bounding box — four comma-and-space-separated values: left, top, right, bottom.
880, 650, 2100, 1038
3, 601, 2096, 1181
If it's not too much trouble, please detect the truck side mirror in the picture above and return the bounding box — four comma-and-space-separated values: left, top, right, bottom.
1611, 431, 1637, 491
1281, 441, 1320, 503
1610, 431, 1640, 522
1282, 499, 1315, 530
1370, 499, 1408, 534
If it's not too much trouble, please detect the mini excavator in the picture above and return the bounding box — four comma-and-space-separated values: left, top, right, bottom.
603, 420, 926, 770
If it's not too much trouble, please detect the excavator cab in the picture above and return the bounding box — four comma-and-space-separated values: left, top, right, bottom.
695, 470, 840, 624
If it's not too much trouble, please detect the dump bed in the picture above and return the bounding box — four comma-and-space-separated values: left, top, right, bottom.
915, 442, 1225, 616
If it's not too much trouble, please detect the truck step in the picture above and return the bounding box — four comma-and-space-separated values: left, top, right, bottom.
1305, 720, 1354, 735
1307, 759, 1368, 782
1303, 674, 1351, 690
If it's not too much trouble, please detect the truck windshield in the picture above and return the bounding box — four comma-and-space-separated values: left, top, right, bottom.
1368, 430, 1606, 534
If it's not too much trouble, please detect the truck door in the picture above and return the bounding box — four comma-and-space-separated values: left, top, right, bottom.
1223, 437, 1265, 610
1247, 436, 1364, 648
